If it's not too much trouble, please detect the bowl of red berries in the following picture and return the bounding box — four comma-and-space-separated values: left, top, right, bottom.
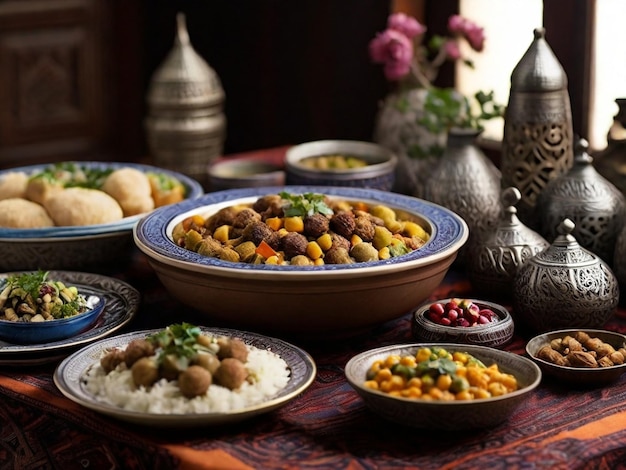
412, 298, 514, 348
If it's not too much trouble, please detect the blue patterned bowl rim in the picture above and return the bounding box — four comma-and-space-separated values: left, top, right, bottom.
133, 185, 469, 278
0, 161, 204, 240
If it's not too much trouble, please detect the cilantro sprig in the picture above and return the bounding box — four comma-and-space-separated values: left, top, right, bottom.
279, 191, 333, 217
147, 323, 211, 364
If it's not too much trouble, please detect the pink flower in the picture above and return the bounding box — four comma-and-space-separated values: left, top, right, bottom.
447, 15, 485, 52
463, 24, 485, 52
443, 40, 461, 60
368, 29, 414, 81
387, 12, 426, 39
447, 15, 466, 35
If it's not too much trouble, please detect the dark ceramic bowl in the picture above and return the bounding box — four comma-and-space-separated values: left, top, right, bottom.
345, 342, 541, 430
285, 140, 397, 191
0, 295, 105, 344
526, 328, 626, 386
412, 298, 514, 348
207, 159, 285, 192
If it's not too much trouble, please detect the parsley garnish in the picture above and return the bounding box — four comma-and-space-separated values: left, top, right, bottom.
279, 191, 333, 217
6, 270, 49, 299
147, 323, 211, 363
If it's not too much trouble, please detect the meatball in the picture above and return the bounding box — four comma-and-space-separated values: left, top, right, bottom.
193, 351, 221, 374
232, 208, 261, 229
124, 339, 155, 368
178, 365, 212, 398
330, 233, 351, 252
281, 232, 308, 260
205, 207, 237, 233
324, 247, 354, 264
217, 337, 249, 362
242, 220, 274, 245
304, 213, 330, 238
100, 348, 126, 373
353, 215, 376, 242
252, 194, 283, 217
330, 211, 356, 239
131, 357, 159, 388
214, 358, 248, 390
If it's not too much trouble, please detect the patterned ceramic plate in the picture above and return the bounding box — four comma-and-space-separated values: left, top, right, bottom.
53, 327, 317, 427
0, 271, 140, 365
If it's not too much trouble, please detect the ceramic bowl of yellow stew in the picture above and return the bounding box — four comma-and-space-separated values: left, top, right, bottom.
285, 140, 397, 191
345, 343, 541, 430
133, 186, 468, 340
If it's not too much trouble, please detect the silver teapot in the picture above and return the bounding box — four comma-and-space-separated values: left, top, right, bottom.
512, 218, 619, 333
467, 187, 549, 299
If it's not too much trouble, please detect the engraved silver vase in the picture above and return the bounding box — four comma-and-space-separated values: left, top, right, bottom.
539, 138, 626, 265
423, 128, 502, 264
501, 28, 574, 230
145, 13, 226, 189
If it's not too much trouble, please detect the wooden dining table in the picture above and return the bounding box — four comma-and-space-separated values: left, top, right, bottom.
1, 147, 626, 470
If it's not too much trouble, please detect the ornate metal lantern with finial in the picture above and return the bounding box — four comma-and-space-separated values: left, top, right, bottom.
500, 28, 574, 230
145, 12, 226, 189
539, 138, 626, 265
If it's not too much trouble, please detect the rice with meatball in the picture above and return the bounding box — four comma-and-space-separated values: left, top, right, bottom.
83, 345, 290, 414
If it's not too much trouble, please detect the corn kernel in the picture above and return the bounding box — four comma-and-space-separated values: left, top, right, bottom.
306, 241, 324, 260
314, 258, 325, 266
284, 216, 304, 232
350, 234, 363, 246
378, 246, 391, 260
317, 233, 333, 251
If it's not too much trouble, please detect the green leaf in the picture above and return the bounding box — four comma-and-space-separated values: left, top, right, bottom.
279, 191, 333, 217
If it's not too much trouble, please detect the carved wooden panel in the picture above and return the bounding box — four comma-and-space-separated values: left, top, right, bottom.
0, 0, 108, 168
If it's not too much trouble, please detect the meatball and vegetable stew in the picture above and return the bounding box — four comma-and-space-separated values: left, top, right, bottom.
173, 191, 431, 266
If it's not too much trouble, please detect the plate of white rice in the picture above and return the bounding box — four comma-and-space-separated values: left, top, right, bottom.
53, 327, 316, 426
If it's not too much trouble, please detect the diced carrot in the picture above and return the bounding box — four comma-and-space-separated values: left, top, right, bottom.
353, 201, 369, 213
255, 240, 277, 259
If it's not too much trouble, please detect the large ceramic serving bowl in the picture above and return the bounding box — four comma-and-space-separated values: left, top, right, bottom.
345, 343, 541, 430
285, 140, 397, 191
526, 328, 626, 386
0, 162, 204, 272
133, 186, 469, 338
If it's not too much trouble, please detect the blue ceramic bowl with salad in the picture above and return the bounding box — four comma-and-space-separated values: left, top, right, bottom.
0, 271, 105, 344
0, 161, 204, 272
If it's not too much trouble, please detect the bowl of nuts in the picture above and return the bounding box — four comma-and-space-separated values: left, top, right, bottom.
526, 329, 626, 385
412, 298, 514, 348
